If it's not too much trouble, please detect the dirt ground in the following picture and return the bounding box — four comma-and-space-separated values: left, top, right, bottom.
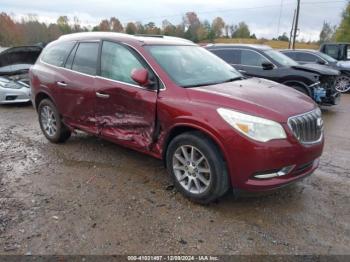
0, 95, 349, 255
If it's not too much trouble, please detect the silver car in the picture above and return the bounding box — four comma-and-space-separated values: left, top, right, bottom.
0, 46, 42, 104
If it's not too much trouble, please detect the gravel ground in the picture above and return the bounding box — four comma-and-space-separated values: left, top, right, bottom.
0, 95, 349, 255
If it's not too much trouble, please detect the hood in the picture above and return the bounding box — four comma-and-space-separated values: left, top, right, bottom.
291, 63, 339, 76
0, 46, 42, 75
188, 78, 316, 123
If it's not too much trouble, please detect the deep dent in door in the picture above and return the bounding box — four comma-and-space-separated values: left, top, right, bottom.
93, 87, 159, 150
95, 113, 155, 147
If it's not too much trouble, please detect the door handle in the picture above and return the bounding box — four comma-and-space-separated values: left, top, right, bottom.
57, 81, 67, 87
238, 70, 247, 74
96, 92, 110, 99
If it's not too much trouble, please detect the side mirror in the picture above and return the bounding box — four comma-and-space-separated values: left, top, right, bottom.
316, 59, 326, 65
131, 68, 149, 86
262, 62, 274, 70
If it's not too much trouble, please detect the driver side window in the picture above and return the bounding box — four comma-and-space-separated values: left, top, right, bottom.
241, 50, 269, 67
100, 41, 146, 85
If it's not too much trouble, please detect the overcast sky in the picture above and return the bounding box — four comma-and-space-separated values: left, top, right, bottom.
1, 0, 347, 40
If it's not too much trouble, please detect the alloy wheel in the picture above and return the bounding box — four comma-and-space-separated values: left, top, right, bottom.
172, 145, 211, 194
335, 75, 350, 93
40, 105, 57, 137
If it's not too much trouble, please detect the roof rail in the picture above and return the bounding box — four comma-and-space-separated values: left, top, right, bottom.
135, 34, 164, 38
135, 34, 194, 44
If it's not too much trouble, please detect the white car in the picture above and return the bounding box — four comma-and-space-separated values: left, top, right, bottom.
0, 46, 42, 104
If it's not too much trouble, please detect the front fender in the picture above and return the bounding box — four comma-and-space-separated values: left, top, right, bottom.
282, 80, 312, 96
161, 116, 231, 165
33, 90, 56, 110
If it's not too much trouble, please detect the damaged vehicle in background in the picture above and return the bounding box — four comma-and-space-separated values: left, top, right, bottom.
206, 44, 341, 106
30, 33, 324, 203
0, 45, 43, 104
280, 49, 350, 93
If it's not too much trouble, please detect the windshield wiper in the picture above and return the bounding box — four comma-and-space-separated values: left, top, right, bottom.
222, 76, 244, 83
182, 76, 244, 88
182, 82, 221, 88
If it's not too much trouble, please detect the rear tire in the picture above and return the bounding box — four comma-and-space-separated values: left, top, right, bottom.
166, 131, 230, 204
38, 99, 71, 143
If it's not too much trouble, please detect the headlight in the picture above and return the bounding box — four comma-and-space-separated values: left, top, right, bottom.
0, 79, 7, 87
217, 108, 287, 142
0, 80, 23, 89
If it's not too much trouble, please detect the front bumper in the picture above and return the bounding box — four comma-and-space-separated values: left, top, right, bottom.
0, 86, 31, 104
315, 76, 341, 106
320, 91, 341, 106
222, 124, 324, 192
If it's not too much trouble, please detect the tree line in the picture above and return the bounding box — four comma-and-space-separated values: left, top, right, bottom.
0, 11, 260, 46
319, 2, 350, 43
3, 3, 350, 48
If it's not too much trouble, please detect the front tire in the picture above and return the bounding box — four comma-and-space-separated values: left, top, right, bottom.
38, 99, 71, 143
166, 131, 230, 204
335, 75, 350, 93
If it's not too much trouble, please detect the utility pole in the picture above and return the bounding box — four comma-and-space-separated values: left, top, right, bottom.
277, 0, 284, 37
289, 9, 296, 49
292, 0, 301, 49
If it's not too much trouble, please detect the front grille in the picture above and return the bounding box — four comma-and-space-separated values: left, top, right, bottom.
288, 109, 323, 144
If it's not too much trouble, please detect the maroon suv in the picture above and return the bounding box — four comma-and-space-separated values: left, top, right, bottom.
30, 32, 324, 203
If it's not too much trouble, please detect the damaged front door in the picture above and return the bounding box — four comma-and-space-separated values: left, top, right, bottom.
94, 41, 158, 149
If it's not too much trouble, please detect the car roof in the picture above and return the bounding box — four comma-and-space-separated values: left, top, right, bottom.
206, 43, 272, 50
280, 49, 320, 53
321, 42, 350, 45
58, 32, 195, 46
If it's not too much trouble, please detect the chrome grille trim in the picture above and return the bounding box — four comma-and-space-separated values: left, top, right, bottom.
288, 109, 323, 144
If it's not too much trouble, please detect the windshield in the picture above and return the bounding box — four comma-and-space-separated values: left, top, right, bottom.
145, 45, 241, 87
265, 50, 299, 67
317, 52, 337, 63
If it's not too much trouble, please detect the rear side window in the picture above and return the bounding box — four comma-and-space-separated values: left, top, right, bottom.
41, 41, 75, 67
72, 42, 99, 75
211, 49, 240, 64
100, 41, 146, 85
241, 50, 269, 67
